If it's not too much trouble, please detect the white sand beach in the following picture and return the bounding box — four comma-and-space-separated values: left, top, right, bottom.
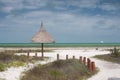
0, 48, 120, 80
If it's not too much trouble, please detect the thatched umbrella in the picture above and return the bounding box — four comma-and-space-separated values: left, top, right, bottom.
31, 22, 55, 59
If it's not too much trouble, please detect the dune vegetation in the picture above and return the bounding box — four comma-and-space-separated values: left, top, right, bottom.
2, 49, 53, 53
21, 59, 97, 80
94, 48, 120, 64
0, 52, 28, 71
0, 49, 51, 71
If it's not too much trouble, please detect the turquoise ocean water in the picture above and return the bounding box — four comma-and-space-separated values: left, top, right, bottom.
0, 43, 120, 47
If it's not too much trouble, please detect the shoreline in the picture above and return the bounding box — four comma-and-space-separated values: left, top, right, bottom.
0, 46, 119, 50
0, 43, 120, 48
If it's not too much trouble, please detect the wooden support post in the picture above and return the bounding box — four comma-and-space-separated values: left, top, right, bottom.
35, 52, 38, 59
66, 55, 68, 60
20, 49, 23, 52
73, 56, 75, 59
27, 52, 29, 58
41, 43, 44, 60
91, 62, 95, 72
57, 54, 59, 60
83, 57, 86, 65
79, 56, 82, 63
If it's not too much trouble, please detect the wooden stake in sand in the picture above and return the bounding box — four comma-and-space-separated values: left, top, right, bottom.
91, 62, 96, 72
66, 55, 68, 60
83, 57, 86, 65
57, 54, 59, 60
79, 56, 82, 63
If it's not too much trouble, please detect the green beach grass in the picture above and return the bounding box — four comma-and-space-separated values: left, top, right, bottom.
0, 49, 51, 71
0, 52, 27, 71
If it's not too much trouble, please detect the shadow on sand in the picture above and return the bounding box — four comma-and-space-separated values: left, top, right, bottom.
108, 77, 120, 80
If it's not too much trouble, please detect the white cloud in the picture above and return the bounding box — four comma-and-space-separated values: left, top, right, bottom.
1, 0, 119, 15
0, 0, 47, 13
0, 0, 23, 3
67, 0, 98, 9
3, 9, 120, 32
78, 0, 98, 8
24, 0, 47, 7
1, 0, 23, 13
2, 6, 13, 13
93, 16, 120, 32
0, 0, 99, 14
100, 3, 118, 11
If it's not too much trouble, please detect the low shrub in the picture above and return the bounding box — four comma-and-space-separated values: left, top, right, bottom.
15, 49, 53, 53
0, 52, 14, 62
0, 78, 5, 80
8, 61, 25, 67
0, 62, 6, 71
21, 59, 97, 80
0, 50, 50, 71
110, 47, 120, 57
93, 54, 120, 64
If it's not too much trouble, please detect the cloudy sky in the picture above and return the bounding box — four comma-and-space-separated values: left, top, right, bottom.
0, 0, 120, 43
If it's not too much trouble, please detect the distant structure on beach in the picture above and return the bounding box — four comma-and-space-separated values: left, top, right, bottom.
31, 22, 55, 59
100, 41, 104, 43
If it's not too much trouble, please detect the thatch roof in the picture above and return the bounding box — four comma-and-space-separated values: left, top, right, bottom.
31, 22, 55, 43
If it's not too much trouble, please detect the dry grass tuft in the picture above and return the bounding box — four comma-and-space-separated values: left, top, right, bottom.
21, 59, 97, 80
0, 50, 50, 71
94, 48, 120, 64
